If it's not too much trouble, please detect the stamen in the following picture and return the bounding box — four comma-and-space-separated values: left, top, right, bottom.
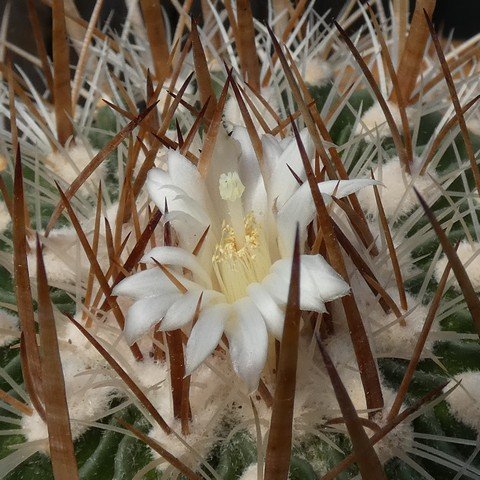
212, 213, 271, 303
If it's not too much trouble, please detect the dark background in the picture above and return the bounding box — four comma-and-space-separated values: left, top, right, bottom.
1, 0, 480, 87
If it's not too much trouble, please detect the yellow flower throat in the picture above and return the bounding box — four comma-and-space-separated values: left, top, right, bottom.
212, 172, 271, 303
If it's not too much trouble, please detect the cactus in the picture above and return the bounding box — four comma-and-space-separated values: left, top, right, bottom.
1, 0, 480, 478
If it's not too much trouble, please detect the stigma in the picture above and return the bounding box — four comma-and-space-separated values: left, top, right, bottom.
219, 171, 245, 202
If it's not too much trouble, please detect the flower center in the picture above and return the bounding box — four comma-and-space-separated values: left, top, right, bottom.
213, 172, 271, 303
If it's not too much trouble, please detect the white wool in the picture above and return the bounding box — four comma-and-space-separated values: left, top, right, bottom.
57, 315, 106, 368
0, 200, 10, 234
240, 464, 259, 479
242, 336, 369, 446
224, 87, 280, 132
22, 385, 113, 447
467, 114, 480, 137
20, 315, 124, 449
125, 356, 167, 391
446, 371, 480, 432
59, 352, 114, 437
20, 413, 50, 448
361, 220, 417, 283
372, 389, 414, 462
0, 309, 19, 346
356, 156, 436, 218
363, 288, 432, 358
45, 143, 103, 196
354, 100, 411, 139
304, 57, 332, 86
208, 57, 223, 73
21, 351, 114, 448
26, 199, 148, 285
434, 240, 480, 291
26, 227, 89, 284
149, 359, 232, 472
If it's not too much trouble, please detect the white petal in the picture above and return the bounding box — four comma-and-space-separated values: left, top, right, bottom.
269, 128, 313, 209
263, 267, 326, 313
162, 210, 211, 253
261, 273, 290, 304
161, 290, 202, 331
112, 268, 198, 299
147, 168, 170, 189
141, 246, 212, 289
147, 183, 210, 226
124, 293, 180, 343
275, 181, 315, 256
161, 290, 225, 331
273, 256, 349, 303
225, 298, 268, 392
167, 190, 211, 225
185, 303, 231, 375
146, 169, 172, 212
301, 255, 350, 301
231, 127, 262, 195
168, 149, 210, 209
162, 210, 207, 236
262, 134, 283, 179
247, 283, 284, 339
161, 211, 217, 266
276, 179, 379, 256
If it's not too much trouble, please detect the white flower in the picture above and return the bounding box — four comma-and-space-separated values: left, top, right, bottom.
113, 127, 377, 390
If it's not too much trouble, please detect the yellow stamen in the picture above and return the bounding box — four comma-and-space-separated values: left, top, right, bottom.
213, 213, 271, 303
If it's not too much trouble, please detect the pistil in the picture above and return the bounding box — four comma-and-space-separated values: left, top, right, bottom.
219, 171, 246, 248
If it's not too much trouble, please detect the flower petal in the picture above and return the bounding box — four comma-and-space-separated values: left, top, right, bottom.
167, 150, 209, 209
273, 256, 350, 302
301, 255, 350, 301
162, 210, 213, 254
161, 290, 225, 331
262, 134, 283, 179
112, 268, 199, 299
231, 127, 262, 197
269, 128, 314, 209
141, 246, 212, 288
124, 293, 180, 344
261, 273, 290, 304
225, 298, 268, 392
147, 183, 210, 226
263, 268, 326, 313
185, 303, 231, 375
276, 179, 379, 256
247, 283, 285, 339
160, 290, 202, 331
